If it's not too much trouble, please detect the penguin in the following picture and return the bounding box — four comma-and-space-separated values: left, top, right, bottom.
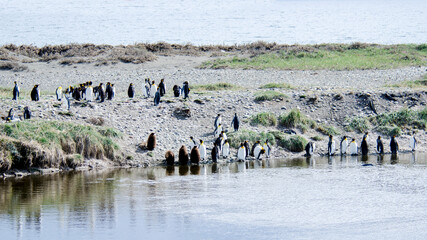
182, 81, 190, 99
361, 135, 368, 156
150, 81, 157, 97
86, 84, 93, 102
244, 140, 250, 159
199, 139, 207, 160
23, 106, 31, 120
349, 138, 358, 155
222, 139, 230, 158
211, 143, 220, 163
65, 88, 71, 110
7, 108, 15, 121
154, 87, 161, 106
253, 145, 266, 160
98, 83, 105, 102
340, 136, 348, 155
390, 136, 399, 155
165, 150, 175, 166
214, 134, 224, 155
263, 139, 272, 158
214, 124, 222, 138
158, 78, 166, 97
221, 130, 227, 140
410, 132, 417, 151
106, 82, 113, 100
231, 113, 240, 131
111, 84, 116, 100
147, 133, 156, 151
251, 141, 261, 157
363, 132, 369, 141
128, 83, 135, 99
305, 142, 316, 156
190, 146, 201, 164
189, 136, 197, 150
327, 135, 336, 156
376, 136, 384, 154
237, 143, 246, 161
12, 81, 19, 100
56, 86, 63, 101
30, 85, 40, 101
73, 87, 81, 101
173, 85, 181, 97
144, 79, 151, 98
178, 145, 189, 165
214, 114, 221, 129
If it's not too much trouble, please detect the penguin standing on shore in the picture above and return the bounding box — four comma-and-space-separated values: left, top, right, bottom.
179, 145, 189, 165
211, 142, 220, 163
189, 136, 197, 150
222, 139, 230, 158
410, 132, 417, 151
244, 140, 250, 159
328, 135, 336, 156
182, 81, 190, 99
214, 114, 221, 129
56, 86, 63, 101
23, 106, 31, 120
237, 143, 246, 161
390, 136, 399, 155
199, 139, 207, 160
251, 141, 261, 157
165, 150, 175, 165
361, 135, 369, 156
128, 83, 135, 99
6, 108, 15, 121
376, 136, 384, 154
154, 87, 161, 106
86, 83, 93, 102
214, 124, 222, 138
191, 146, 201, 164
106, 82, 113, 100
30, 85, 40, 101
12, 81, 19, 101
263, 139, 271, 158
173, 85, 181, 97
231, 113, 240, 132
150, 81, 157, 97
253, 144, 265, 160
349, 138, 358, 155
215, 134, 224, 155
305, 142, 316, 156
147, 133, 156, 151
98, 83, 105, 102
144, 79, 151, 98
340, 136, 348, 155
159, 79, 166, 97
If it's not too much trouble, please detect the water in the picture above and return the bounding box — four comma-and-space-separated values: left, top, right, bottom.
1, 153, 427, 240
0, 0, 426, 46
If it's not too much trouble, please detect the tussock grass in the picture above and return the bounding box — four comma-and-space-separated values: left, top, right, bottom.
227, 129, 275, 148
376, 126, 402, 137
0, 121, 122, 172
316, 124, 340, 136
254, 90, 287, 102
347, 117, 371, 133
260, 83, 294, 89
200, 44, 427, 70
0, 62, 28, 72
278, 109, 315, 129
370, 108, 426, 130
250, 112, 277, 126
278, 135, 308, 152
191, 82, 239, 91
388, 74, 427, 89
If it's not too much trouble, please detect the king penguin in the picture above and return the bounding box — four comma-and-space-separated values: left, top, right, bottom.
214, 124, 222, 138
86, 83, 93, 102
349, 138, 358, 155
199, 139, 207, 160
376, 136, 384, 154
147, 133, 156, 151
263, 139, 271, 158
340, 136, 348, 155
190, 146, 201, 164
165, 150, 175, 166
150, 81, 157, 97
305, 142, 315, 156
410, 132, 417, 152
128, 83, 135, 99
23, 106, 31, 120
30, 85, 40, 101
253, 145, 265, 160
214, 114, 221, 129
222, 139, 230, 158
231, 113, 239, 131
244, 140, 250, 159
361, 135, 369, 156
154, 87, 161, 106
159, 78, 166, 97
211, 142, 220, 163
237, 143, 246, 161
390, 136, 399, 155
12, 81, 19, 101
178, 145, 189, 165
328, 135, 336, 156
56, 86, 63, 101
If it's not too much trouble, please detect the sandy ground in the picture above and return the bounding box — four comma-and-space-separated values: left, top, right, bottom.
0, 56, 426, 167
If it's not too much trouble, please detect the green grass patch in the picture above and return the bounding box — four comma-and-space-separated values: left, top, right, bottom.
317, 124, 340, 136
254, 90, 287, 102
278, 109, 315, 129
376, 126, 402, 137
347, 117, 371, 133
278, 135, 308, 152
260, 83, 294, 89
191, 82, 239, 91
250, 112, 277, 126
227, 129, 276, 148
370, 108, 427, 130
388, 74, 427, 89
200, 44, 427, 70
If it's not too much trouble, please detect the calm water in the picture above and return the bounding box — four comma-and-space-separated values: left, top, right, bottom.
1, 153, 427, 240
0, 0, 426, 46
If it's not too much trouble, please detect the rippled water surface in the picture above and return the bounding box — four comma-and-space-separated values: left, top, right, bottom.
1, 153, 427, 240
1, 0, 426, 45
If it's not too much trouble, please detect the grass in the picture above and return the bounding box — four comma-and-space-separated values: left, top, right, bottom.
277, 135, 308, 152
260, 83, 294, 89
254, 90, 287, 102
191, 82, 239, 91
370, 108, 426, 130
227, 129, 276, 148
0, 120, 122, 172
200, 44, 427, 70
278, 109, 315, 129
316, 124, 340, 136
250, 112, 277, 127
376, 126, 402, 137
388, 74, 427, 89
347, 117, 371, 133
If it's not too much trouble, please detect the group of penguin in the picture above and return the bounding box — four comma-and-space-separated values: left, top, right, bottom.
7, 78, 190, 121
163, 113, 272, 165
305, 132, 417, 157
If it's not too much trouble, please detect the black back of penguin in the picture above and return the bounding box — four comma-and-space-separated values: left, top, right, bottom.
128, 83, 135, 98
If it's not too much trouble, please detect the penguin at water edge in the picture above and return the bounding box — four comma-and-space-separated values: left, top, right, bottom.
237, 143, 246, 161
328, 135, 336, 156
190, 146, 201, 164
376, 136, 384, 154
253, 144, 266, 160
361, 135, 369, 156
340, 136, 348, 155
178, 145, 189, 165
222, 139, 230, 158
165, 150, 175, 166
263, 139, 271, 158
390, 136, 399, 155
305, 142, 315, 156
199, 139, 207, 160
349, 138, 358, 155
244, 140, 250, 159
147, 133, 156, 151
211, 142, 220, 163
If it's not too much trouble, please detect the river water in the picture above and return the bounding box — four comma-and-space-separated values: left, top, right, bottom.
1, 153, 427, 240
1, 0, 426, 46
